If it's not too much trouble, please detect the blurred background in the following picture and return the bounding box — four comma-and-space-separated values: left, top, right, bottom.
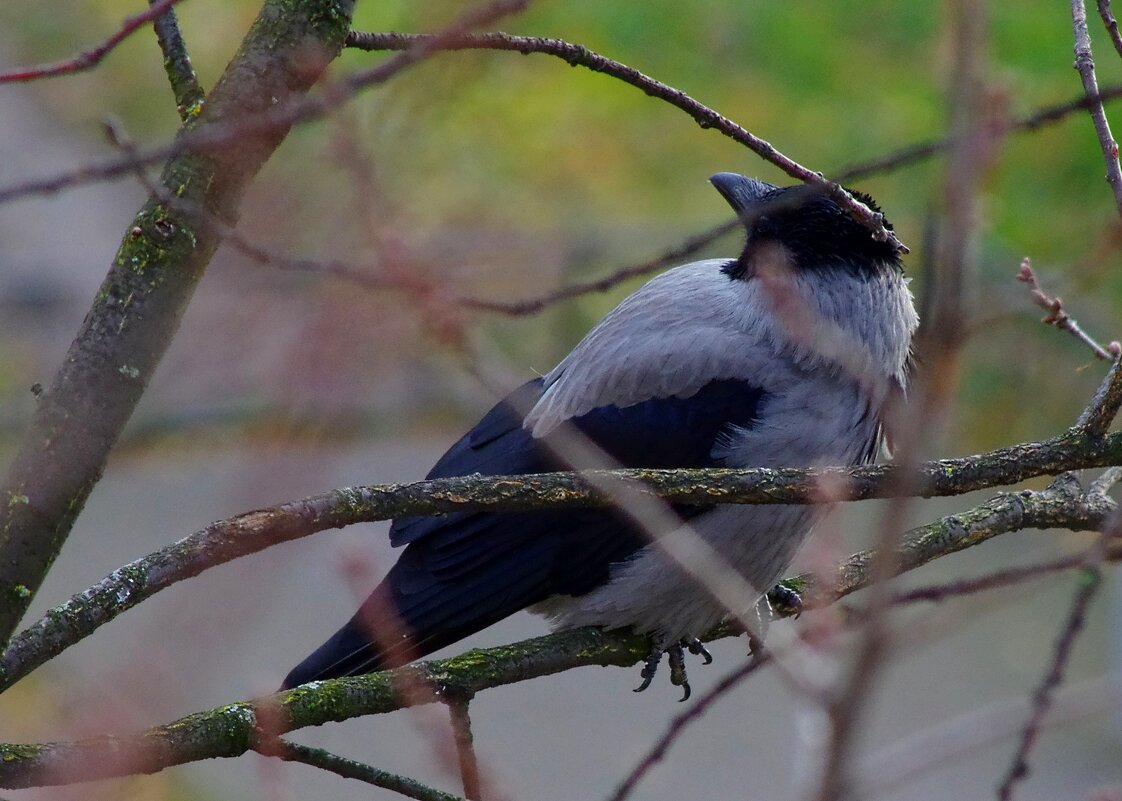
0, 1, 1119, 799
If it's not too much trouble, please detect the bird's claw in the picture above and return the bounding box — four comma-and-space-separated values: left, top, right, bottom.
633, 638, 712, 701
684, 637, 713, 664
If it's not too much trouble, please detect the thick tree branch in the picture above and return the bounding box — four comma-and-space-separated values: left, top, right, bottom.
0, 473, 1112, 789
0, 0, 355, 644
4, 423, 1122, 692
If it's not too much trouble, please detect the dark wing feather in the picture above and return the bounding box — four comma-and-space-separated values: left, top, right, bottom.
281, 376, 765, 687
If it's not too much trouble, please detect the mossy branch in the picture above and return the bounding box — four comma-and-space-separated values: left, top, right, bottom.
3, 419, 1122, 692
0, 0, 355, 643
0, 473, 1114, 789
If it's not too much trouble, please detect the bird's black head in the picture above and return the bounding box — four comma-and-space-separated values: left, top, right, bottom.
709, 172, 903, 280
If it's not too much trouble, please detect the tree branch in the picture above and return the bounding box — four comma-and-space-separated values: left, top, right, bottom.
1097, 0, 1122, 59
0, 471, 1114, 789
4, 423, 1122, 692
0, 0, 356, 644
259, 738, 465, 801
149, 0, 205, 121
1073, 0, 1122, 213
344, 30, 905, 253
996, 548, 1106, 799
0, 0, 189, 84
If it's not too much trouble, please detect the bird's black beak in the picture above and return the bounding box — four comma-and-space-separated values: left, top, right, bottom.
709, 172, 776, 218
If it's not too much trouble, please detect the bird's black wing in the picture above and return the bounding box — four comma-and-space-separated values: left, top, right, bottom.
282, 376, 764, 687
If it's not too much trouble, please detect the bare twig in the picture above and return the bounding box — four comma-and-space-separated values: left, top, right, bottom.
995, 543, 1107, 799
260, 738, 464, 801
446, 699, 482, 801
0, 0, 188, 84
891, 544, 1119, 605
606, 655, 769, 801
1077, 357, 1122, 436
1073, 0, 1122, 213
149, 0, 205, 120
1097, 0, 1122, 59
343, 31, 905, 253
1091, 465, 1122, 495
0, 0, 530, 208
856, 672, 1122, 797
1016, 259, 1121, 362
459, 219, 739, 315
817, 3, 993, 796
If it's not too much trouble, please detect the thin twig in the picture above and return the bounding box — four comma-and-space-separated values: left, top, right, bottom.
458, 219, 739, 315
995, 541, 1107, 800
606, 655, 768, 801
344, 31, 904, 253
817, 3, 993, 796
446, 698, 482, 801
149, 0, 205, 121
1090, 465, 1122, 495
1016, 259, 1121, 363
839, 83, 1122, 181
0, 0, 188, 84
261, 737, 464, 801
1073, 0, 1122, 214
1097, 0, 1122, 58
890, 545, 1119, 605
0, 1, 529, 208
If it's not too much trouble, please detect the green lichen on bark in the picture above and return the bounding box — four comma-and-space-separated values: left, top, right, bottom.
0, 0, 356, 643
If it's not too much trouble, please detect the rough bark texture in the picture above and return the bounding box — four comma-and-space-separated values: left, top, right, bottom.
0, 0, 355, 641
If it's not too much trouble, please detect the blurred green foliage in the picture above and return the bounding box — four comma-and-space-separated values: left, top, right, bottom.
2, 0, 1120, 453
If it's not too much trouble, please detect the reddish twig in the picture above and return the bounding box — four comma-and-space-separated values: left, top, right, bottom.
0, 0, 530, 208
0, 0, 188, 84
446, 699, 482, 801
1097, 0, 1122, 58
1016, 258, 1121, 361
1073, 0, 1122, 214
344, 31, 907, 253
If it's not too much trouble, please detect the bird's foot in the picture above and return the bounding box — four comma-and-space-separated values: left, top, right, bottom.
768, 582, 804, 619
747, 583, 804, 659
633, 638, 712, 701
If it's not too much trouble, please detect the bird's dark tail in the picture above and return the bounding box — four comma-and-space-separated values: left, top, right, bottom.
280, 545, 545, 690
280, 581, 420, 690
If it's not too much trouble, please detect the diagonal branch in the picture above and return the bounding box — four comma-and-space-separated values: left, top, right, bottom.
344, 30, 906, 253
0, 0, 189, 84
0, 0, 356, 646
995, 545, 1107, 799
